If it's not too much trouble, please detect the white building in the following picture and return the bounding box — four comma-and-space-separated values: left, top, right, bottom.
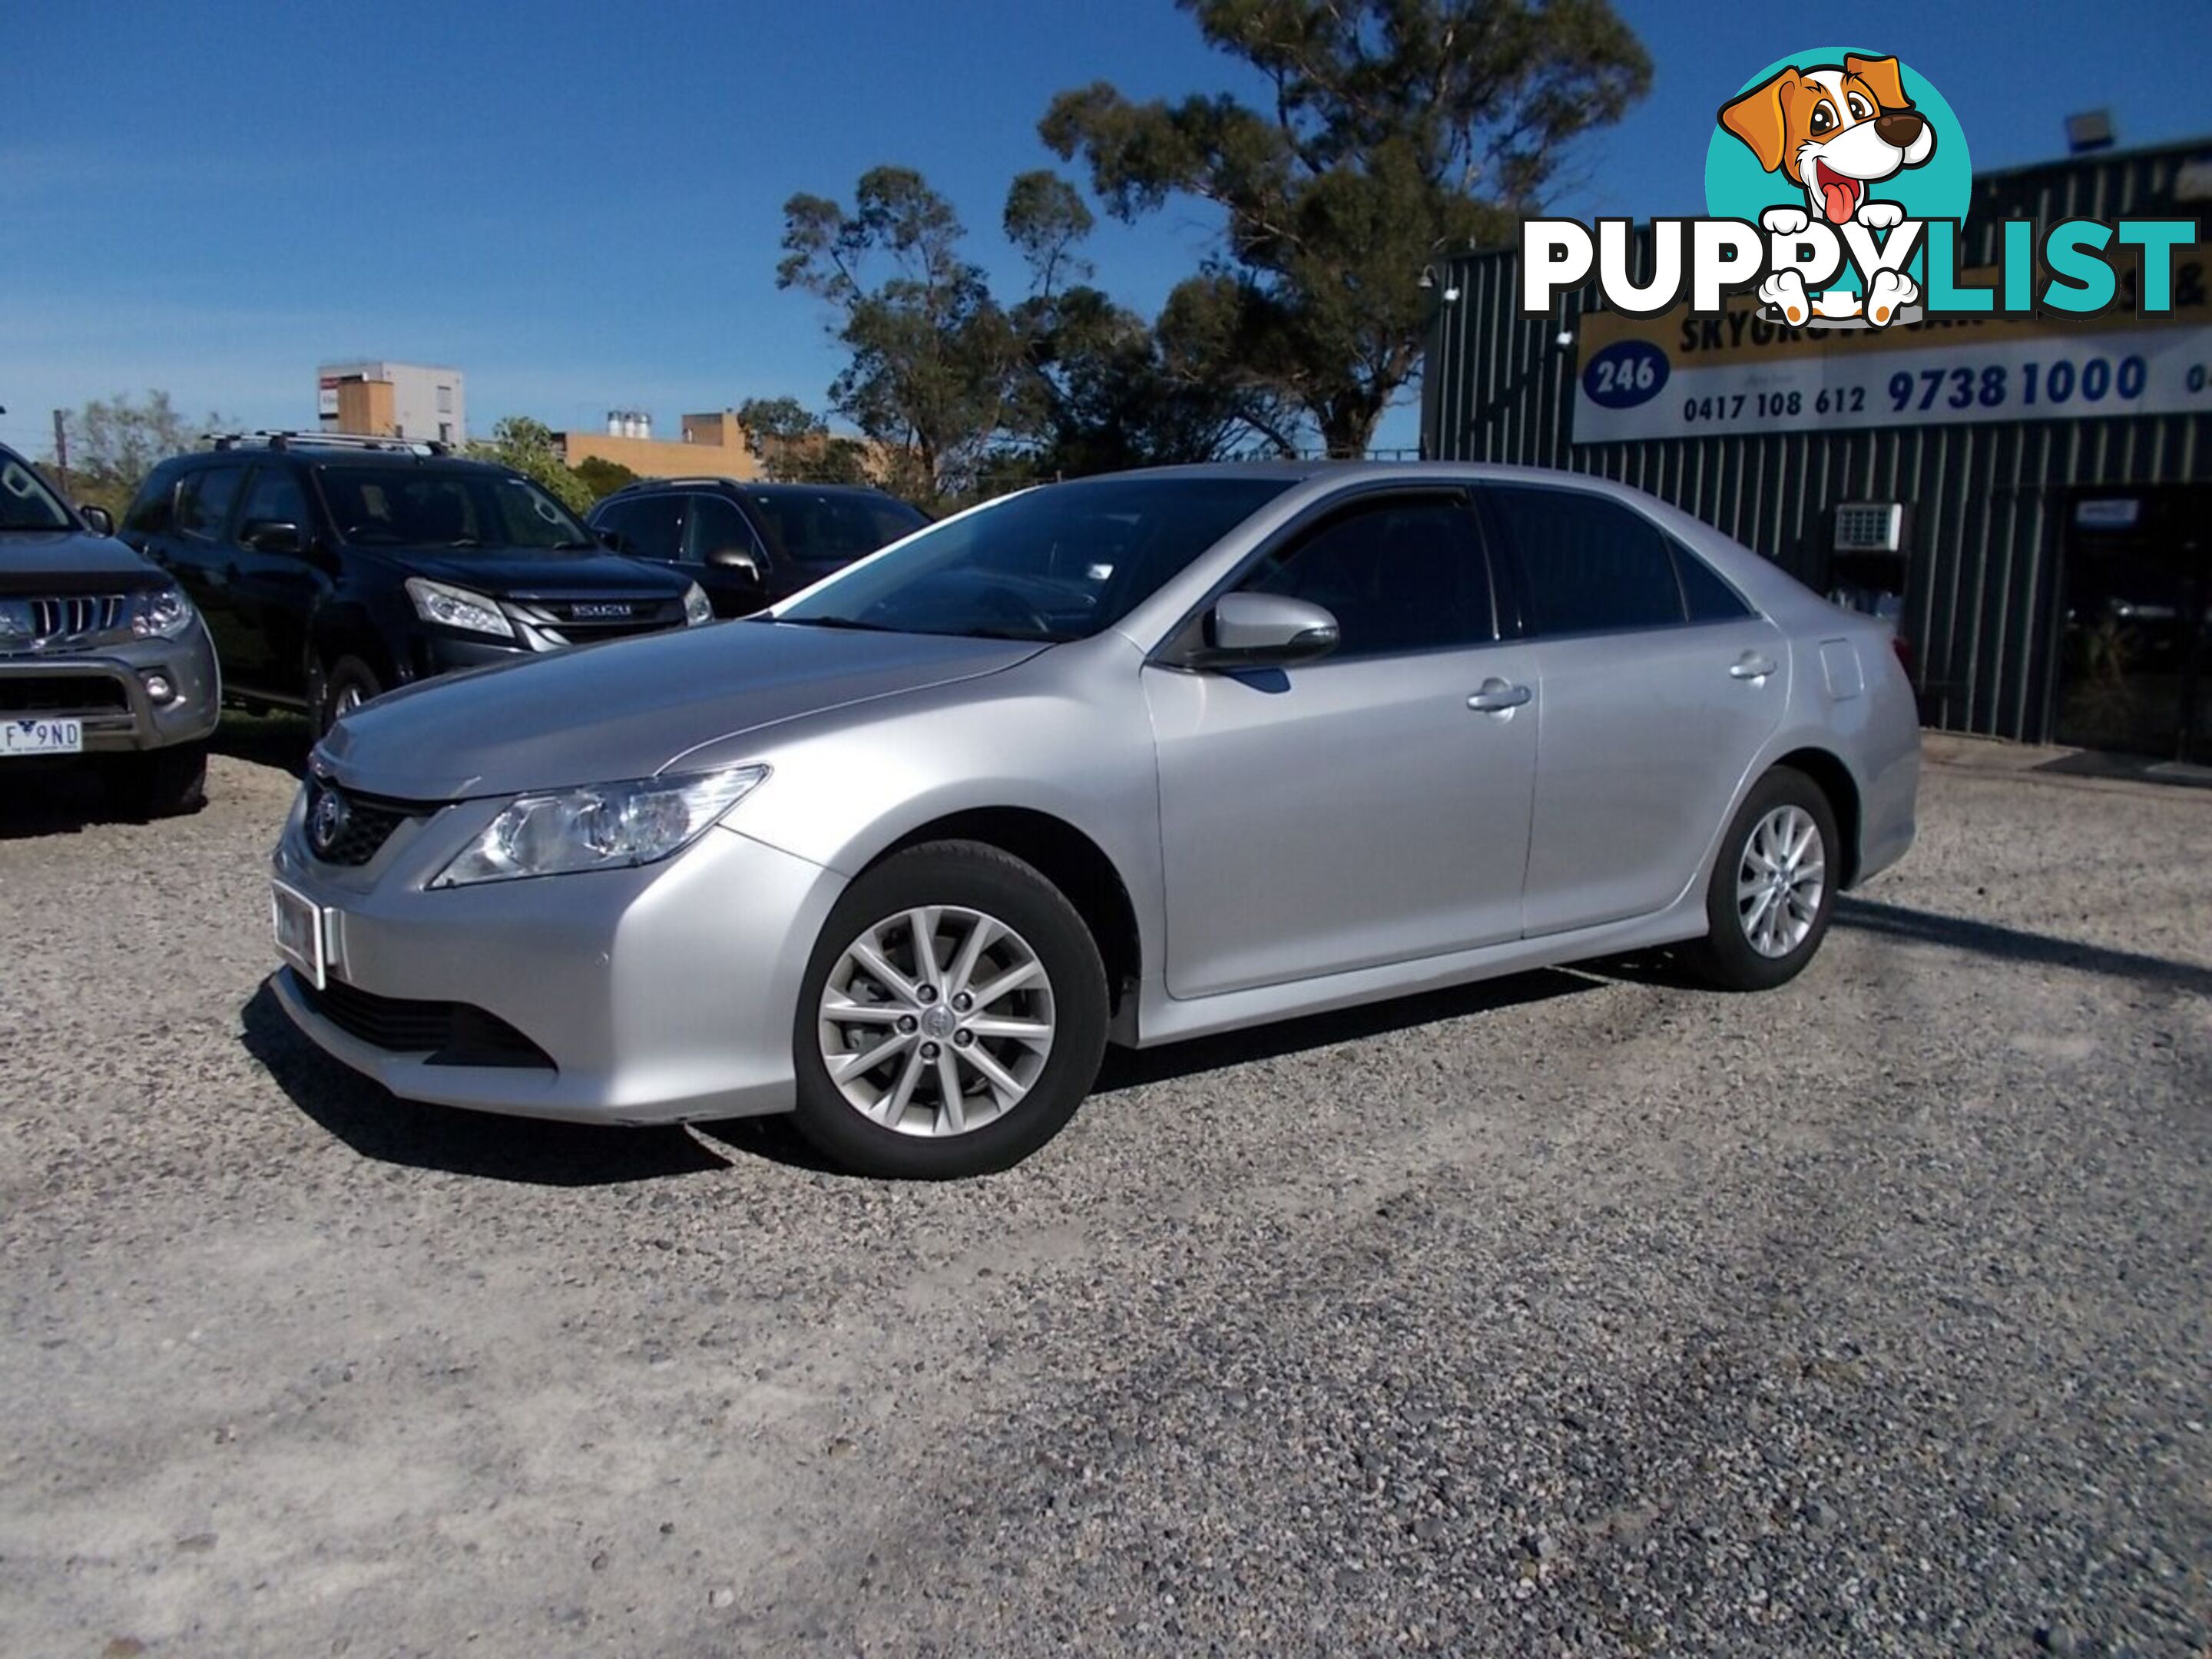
316, 361, 465, 445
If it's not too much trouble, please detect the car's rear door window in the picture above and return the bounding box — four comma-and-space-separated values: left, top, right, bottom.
1238, 493, 1495, 658
608, 495, 684, 562
1483, 484, 1687, 636
1673, 541, 1756, 621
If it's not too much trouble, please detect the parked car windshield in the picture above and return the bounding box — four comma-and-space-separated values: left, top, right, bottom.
316, 466, 596, 551
747, 490, 927, 565
0, 455, 75, 529
773, 476, 1293, 641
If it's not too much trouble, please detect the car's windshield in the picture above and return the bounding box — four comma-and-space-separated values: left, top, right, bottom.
316, 466, 595, 551
0, 455, 75, 530
748, 490, 927, 565
773, 475, 1293, 641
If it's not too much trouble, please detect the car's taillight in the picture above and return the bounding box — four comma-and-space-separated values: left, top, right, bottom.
1889, 632, 1915, 679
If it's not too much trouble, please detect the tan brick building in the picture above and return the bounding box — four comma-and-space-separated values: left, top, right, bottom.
554, 410, 764, 481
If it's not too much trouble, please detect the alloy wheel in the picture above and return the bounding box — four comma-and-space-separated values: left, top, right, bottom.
1736, 805, 1826, 959
816, 906, 1056, 1137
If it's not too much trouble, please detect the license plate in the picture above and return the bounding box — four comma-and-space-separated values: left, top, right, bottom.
2, 717, 82, 756
271, 880, 328, 990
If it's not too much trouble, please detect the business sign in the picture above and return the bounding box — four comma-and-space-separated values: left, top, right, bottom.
317, 376, 340, 419
1573, 292, 2212, 443
1522, 43, 2202, 444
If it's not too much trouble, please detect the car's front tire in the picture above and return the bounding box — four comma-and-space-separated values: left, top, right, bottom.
790, 840, 1109, 1178
104, 740, 208, 821
313, 655, 383, 739
1681, 765, 1839, 992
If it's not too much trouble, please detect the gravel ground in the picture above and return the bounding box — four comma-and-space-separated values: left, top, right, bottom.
1, 729, 2206, 1658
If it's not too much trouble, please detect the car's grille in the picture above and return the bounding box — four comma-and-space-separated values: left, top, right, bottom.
303, 780, 435, 866
0, 674, 130, 714
1, 594, 128, 644
296, 977, 555, 1069
514, 596, 687, 645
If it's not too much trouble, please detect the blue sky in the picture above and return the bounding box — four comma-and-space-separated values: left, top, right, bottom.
3, 0, 2205, 463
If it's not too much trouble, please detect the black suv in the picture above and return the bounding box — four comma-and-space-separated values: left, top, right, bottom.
588, 478, 926, 618
121, 434, 711, 733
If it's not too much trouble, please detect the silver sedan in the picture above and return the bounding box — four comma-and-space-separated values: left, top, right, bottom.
270, 463, 1919, 1177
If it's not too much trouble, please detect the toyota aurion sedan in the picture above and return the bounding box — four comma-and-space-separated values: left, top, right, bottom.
270, 463, 1919, 1177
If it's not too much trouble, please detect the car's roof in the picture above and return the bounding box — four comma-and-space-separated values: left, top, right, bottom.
171, 446, 515, 477
1093, 459, 1604, 485
614, 477, 901, 498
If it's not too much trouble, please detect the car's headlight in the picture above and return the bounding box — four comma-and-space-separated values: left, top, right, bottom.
432, 764, 770, 887
406, 576, 514, 639
126, 584, 195, 640
682, 582, 714, 627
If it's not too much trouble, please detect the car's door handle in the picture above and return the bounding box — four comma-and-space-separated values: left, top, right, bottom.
1466, 678, 1532, 712
1729, 653, 1778, 680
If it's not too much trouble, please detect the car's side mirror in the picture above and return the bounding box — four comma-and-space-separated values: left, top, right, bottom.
1179, 592, 1341, 670
241, 519, 306, 555
594, 526, 623, 551
705, 545, 763, 582
78, 505, 114, 536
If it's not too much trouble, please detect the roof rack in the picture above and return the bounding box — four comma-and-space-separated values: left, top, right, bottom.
204, 430, 453, 457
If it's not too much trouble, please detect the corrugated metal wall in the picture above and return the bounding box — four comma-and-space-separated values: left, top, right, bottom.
1420, 141, 2210, 743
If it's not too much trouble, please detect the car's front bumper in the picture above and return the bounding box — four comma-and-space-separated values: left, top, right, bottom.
0, 619, 222, 753
268, 792, 845, 1124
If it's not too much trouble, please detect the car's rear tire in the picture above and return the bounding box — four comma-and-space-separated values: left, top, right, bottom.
105, 740, 208, 821
1681, 765, 1839, 992
313, 655, 383, 738
789, 839, 1109, 1179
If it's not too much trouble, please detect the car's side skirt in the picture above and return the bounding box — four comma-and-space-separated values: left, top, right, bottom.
1128, 894, 1709, 1049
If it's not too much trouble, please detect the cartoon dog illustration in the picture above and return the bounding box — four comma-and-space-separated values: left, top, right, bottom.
1719, 54, 1936, 326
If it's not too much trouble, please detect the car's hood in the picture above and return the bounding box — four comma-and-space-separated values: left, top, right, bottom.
0, 530, 169, 593
316, 621, 1046, 800
363, 546, 694, 597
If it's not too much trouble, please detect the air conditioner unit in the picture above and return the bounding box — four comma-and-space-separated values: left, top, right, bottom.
1834, 501, 1906, 553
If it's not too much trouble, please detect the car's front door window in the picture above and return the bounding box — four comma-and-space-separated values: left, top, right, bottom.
174, 466, 245, 545
684, 495, 759, 568
1237, 495, 1495, 656
237, 467, 311, 541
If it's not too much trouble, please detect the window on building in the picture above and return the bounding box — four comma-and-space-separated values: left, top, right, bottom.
436, 385, 453, 413
1484, 485, 1686, 636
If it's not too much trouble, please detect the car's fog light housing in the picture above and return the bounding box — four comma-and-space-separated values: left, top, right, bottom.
432, 764, 770, 887
142, 671, 176, 704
